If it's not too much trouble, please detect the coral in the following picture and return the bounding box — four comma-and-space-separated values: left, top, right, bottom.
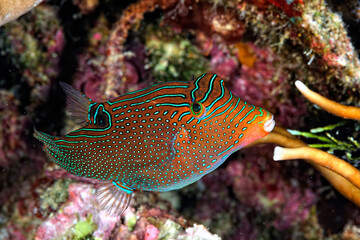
175, 144, 318, 239
301, 1, 359, 73
73, 15, 149, 102
0, 4, 64, 108
37, 179, 70, 215
31, 182, 221, 240
255, 125, 360, 207
71, 215, 97, 239
266, 81, 360, 207
342, 224, 360, 240
103, 0, 178, 98
145, 25, 209, 83
144, 224, 159, 240
1, 0, 360, 239
35, 183, 119, 240
198, 145, 317, 239
238, 0, 360, 105
177, 224, 221, 240
205, 37, 238, 80
157, 219, 182, 239
288, 122, 360, 166
71, 15, 109, 102
229, 43, 307, 128
228, 155, 316, 230
0, 91, 29, 167
2, 6, 63, 74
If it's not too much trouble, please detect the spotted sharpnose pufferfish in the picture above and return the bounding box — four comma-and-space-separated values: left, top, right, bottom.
34, 73, 275, 215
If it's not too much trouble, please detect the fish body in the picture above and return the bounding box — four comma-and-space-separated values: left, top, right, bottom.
34, 73, 275, 215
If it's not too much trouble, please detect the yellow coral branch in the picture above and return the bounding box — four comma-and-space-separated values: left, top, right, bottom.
250, 130, 360, 207
274, 146, 360, 190
249, 78, 360, 207
251, 80, 360, 207
0, 0, 43, 26
295, 81, 360, 121
311, 165, 360, 207
247, 130, 304, 148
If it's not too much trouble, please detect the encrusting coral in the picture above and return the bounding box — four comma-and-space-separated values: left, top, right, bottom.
295, 80, 360, 121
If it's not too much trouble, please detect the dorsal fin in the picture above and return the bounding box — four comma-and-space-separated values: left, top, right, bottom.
59, 82, 91, 126
97, 181, 133, 216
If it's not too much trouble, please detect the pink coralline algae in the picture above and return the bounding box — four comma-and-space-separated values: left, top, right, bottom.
199, 37, 306, 128
0, 92, 28, 167
189, 145, 318, 239
73, 17, 148, 102
74, 44, 148, 102
208, 40, 238, 80
227, 152, 316, 231
144, 224, 160, 240
32, 181, 221, 240
35, 183, 119, 240
229, 43, 307, 128
247, 0, 304, 17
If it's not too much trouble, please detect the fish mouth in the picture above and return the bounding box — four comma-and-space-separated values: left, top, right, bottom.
264, 116, 275, 133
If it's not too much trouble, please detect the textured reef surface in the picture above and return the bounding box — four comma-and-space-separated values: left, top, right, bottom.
1, 0, 360, 239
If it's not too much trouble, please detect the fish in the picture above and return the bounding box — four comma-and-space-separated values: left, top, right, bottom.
34, 73, 275, 215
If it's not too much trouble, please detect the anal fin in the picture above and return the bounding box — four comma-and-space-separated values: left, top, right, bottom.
97, 181, 133, 216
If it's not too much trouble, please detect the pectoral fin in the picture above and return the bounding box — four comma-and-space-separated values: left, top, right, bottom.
97, 181, 133, 216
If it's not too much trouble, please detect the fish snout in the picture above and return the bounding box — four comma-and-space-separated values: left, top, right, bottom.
264, 115, 275, 133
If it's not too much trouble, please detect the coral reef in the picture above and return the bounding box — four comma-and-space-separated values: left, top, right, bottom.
144, 25, 209, 83
1, 0, 360, 239
239, 0, 360, 105
179, 145, 318, 239
267, 81, 360, 207
0, 91, 29, 167
34, 182, 220, 240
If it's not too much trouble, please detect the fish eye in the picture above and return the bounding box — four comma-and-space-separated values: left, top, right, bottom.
96, 113, 108, 127
190, 101, 205, 118
192, 102, 201, 113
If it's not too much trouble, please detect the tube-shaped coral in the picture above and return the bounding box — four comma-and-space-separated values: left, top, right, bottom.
0, 0, 43, 26
250, 129, 360, 207
312, 164, 360, 207
295, 81, 360, 121
274, 146, 360, 190
249, 80, 360, 207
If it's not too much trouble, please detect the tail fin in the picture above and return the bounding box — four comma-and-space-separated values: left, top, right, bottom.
33, 128, 70, 170
33, 128, 56, 147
